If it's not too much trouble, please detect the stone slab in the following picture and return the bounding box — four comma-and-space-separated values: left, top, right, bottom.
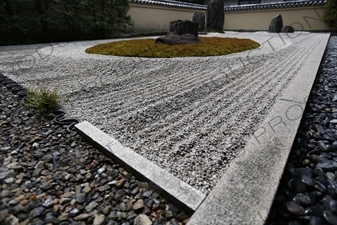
75, 121, 206, 213
187, 33, 330, 224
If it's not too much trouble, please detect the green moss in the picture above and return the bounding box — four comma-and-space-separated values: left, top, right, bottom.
85, 37, 260, 58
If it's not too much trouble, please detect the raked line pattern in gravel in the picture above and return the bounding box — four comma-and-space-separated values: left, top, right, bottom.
0, 32, 327, 194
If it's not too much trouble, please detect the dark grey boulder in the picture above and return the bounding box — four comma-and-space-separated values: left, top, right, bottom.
156, 20, 201, 45
268, 14, 283, 33
206, 0, 225, 32
193, 12, 206, 32
168, 20, 198, 37
281, 26, 295, 33
155, 34, 201, 45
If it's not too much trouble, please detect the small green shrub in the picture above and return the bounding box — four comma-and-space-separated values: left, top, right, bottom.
85, 37, 260, 58
24, 86, 61, 117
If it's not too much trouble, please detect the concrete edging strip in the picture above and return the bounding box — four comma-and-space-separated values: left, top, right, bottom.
187, 33, 331, 225
75, 121, 206, 214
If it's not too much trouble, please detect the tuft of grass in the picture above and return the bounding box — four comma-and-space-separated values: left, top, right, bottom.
24, 86, 61, 118
85, 37, 260, 58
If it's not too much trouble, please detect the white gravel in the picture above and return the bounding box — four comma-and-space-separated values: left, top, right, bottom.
0, 32, 327, 194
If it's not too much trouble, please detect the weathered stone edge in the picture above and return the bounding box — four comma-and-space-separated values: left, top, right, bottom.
187, 33, 331, 225
74, 121, 206, 214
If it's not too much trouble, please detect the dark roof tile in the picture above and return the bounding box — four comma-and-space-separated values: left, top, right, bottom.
225, 0, 326, 11
131, 0, 206, 9
130, 0, 327, 11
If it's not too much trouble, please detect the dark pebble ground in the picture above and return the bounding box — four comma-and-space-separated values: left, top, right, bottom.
0, 80, 190, 224
267, 36, 337, 225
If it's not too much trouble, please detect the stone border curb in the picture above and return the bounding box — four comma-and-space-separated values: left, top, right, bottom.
187, 33, 331, 224
74, 121, 206, 214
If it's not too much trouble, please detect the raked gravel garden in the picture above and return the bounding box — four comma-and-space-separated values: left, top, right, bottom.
0, 32, 327, 194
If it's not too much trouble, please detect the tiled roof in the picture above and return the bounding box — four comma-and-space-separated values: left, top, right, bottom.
130, 0, 327, 11
131, 0, 206, 9
226, 0, 327, 11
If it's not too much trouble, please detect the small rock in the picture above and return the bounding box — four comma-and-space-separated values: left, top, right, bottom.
108, 211, 118, 220
164, 210, 173, 219
20, 199, 29, 206
333, 95, 337, 102
103, 205, 112, 215
58, 212, 69, 221
53, 171, 63, 180
288, 178, 306, 193
60, 198, 72, 205
32, 169, 42, 176
45, 212, 59, 224
5, 177, 14, 184
323, 199, 337, 213
43, 198, 54, 207
139, 182, 149, 189
293, 193, 311, 206
60, 192, 74, 198
141, 190, 153, 198
76, 193, 86, 204
281, 26, 294, 33
85, 201, 99, 212
0, 172, 7, 179
42, 154, 53, 163
23, 202, 36, 213
126, 211, 137, 220
119, 202, 127, 212
115, 178, 127, 188
93, 214, 105, 225
323, 210, 337, 224
8, 199, 19, 206
98, 185, 110, 192
7, 162, 21, 169
327, 172, 335, 179
144, 199, 154, 208
70, 141, 77, 147
52, 204, 60, 213
301, 174, 315, 187
133, 199, 144, 211
36, 193, 47, 199
176, 213, 189, 222
32, 220, 44, 225
74, 213, 90, 221
69, 208, 80, 217
134, 214, 152, 225
131, 187, 139, 195
117, 211, 127, 219
330, 119, 337, 124
114, 190, 125, 201
98, 167, 106, 174
317, 160, 337, 171
286, 201, 305, 215
32, 206, 45, 218
41, 182, 52, 190
83, 186, 92, 193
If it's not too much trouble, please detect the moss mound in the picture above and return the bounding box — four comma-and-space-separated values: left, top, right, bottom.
85, 37, 260, 58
